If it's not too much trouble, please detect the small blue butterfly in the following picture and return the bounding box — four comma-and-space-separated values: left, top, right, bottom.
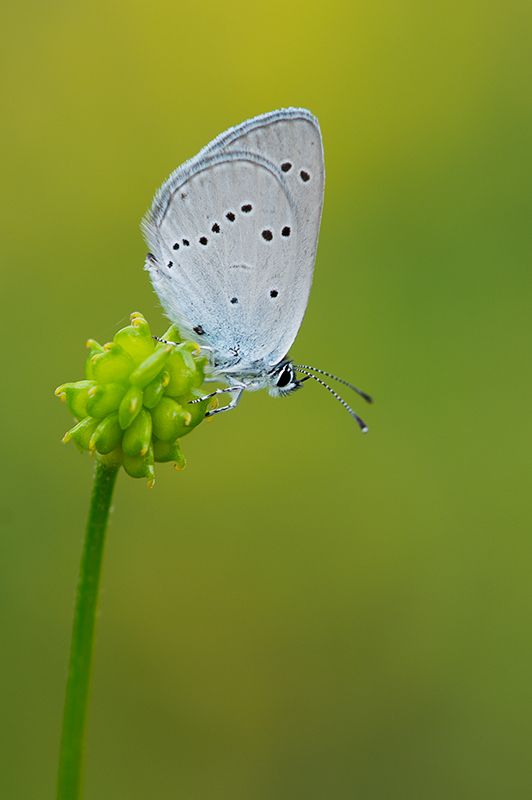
142, 108, 372, 431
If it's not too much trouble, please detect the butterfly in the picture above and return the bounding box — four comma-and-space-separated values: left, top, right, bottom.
142, 108, 372, 431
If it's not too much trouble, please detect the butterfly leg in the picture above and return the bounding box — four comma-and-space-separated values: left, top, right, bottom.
152, 335, 179, 347
207, 387, 244, 417
153, 337, 215, 367
189, 386, 244, 417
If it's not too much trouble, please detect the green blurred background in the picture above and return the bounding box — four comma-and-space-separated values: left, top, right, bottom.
2, 1, 532, 797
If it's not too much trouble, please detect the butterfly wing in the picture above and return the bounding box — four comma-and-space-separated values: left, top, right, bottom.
142, 108, 324, 370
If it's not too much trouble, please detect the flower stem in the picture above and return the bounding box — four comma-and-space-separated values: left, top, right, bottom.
57, 458, 119, 800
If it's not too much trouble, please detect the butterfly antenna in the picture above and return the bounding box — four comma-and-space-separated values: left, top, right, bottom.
293, 364, 373, 404
296, 369, 369, 433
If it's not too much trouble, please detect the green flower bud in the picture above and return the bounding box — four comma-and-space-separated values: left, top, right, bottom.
123, 444, 155, 487
122, 409, 152, 457
129, 346, 172, 388
89, 413, 122, 455
90, 343, 134, 383
165, 346, 197, 397
151, 397, 191, 441
153, 438, 186, 469
85, 340, 104, 380
56, 312, 211, 485
113, 316, 154, 363
55, 380, 96, 420
63, 417, 99, 450
143, 372, 168, 409
191, 356, 208, 388
86, 339, 104, 354
118, 385, 144, 429
86, 383, 127, 419
178, 393, 210, 436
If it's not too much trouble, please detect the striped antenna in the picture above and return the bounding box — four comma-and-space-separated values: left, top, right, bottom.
295, 368, 369, 432
293, 364, 373, 404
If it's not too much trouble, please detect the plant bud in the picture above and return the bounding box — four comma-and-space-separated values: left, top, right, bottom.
55, 380, 96, 420
57, 312, 211, 484
153, 439, 186, 469
90, 343, 134, 383
63, 417, 99, 450
122, 409, 152, 457
165, 346, 197, 397
113, 324, 154, 363
129, 346, 172, 388
143, 373, 167, 409
118, 385, 144, 429
86, 383, 126, 419
89, 413, 122, 455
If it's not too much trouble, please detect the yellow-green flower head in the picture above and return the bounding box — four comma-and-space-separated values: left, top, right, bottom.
55, 312, 210, 486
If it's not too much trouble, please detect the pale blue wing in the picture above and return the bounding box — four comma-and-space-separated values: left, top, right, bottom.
142, 109, 324, 369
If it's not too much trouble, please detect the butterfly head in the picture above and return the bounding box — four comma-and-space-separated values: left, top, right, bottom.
268, 361, 306, 398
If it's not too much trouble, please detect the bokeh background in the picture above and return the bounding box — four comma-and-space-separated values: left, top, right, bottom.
2, 2, 532, 797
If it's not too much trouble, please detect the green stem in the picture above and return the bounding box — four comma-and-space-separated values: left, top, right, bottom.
57, 458, 119, 800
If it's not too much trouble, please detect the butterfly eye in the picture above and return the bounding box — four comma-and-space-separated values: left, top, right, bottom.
276, 365, 293, 388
